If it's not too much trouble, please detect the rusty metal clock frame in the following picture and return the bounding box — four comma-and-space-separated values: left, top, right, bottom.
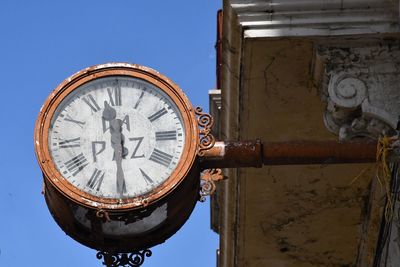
35, 63, 199, 211
34, 63, 202, 255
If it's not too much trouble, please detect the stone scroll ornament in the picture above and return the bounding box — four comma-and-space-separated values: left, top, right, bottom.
195, 107, 224, 200
313, 44, 400, 141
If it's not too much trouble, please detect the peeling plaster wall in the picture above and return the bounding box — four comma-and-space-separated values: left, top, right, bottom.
218, 36, 381, 267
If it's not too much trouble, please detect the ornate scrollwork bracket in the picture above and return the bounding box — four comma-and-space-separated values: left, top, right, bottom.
195, 107, 224, 201
195, 106, 215, 157
96, 250, 152, 267
199, 168, 226, 202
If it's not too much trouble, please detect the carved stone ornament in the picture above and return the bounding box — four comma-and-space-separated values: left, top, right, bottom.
313, 41, 400, 140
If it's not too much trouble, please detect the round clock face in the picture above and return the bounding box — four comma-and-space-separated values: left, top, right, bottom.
48, 75, 185, 199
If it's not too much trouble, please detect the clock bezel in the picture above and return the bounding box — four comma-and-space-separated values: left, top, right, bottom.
35, 63, 199, 210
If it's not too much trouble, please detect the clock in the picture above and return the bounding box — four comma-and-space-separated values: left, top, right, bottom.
34, 63, 200, 252
49, 73, 187, 200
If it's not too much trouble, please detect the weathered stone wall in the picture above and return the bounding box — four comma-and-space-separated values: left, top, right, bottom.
218, 36, 380, 266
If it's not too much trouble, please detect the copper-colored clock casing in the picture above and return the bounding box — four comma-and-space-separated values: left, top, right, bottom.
42, 161, 200, 252
34, 63, 201, 251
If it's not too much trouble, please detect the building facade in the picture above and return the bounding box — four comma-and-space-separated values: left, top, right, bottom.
211, 1, 400, 266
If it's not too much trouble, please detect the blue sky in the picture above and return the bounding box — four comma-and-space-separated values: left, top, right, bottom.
0, 1, 220, 266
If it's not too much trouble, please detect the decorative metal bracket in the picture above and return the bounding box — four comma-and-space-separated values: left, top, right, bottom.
199, 168, 226, 202
96, 250, 152, 267
195, 106, 215, 157
195, 106, 224, 201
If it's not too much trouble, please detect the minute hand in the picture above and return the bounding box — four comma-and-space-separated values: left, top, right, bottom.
103, 102, 127, 196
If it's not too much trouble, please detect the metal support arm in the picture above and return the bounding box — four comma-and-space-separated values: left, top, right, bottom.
200, 140, 377, 169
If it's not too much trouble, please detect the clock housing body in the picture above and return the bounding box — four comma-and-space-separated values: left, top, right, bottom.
34, 63, 200, 251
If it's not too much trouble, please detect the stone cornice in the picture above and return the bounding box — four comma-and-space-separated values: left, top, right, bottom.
229, 0, 400, 38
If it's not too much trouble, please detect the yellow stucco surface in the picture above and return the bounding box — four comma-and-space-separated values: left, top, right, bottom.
223, 38, 380, 267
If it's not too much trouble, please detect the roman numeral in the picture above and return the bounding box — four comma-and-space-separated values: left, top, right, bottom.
139, 168, 154, 185
86, 168, 105, 191
59, 137, 80, 148
82, 94, 101, 112
149, 148, 173, 167
64, 153, 89, 176
107, 86, 121, 106
64, 115, 85, 128
134, 91, 144, 109
148, 108, 168, 122
155, 130, 177, 141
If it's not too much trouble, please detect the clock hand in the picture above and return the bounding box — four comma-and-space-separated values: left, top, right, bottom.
103, 102, 127, 196
102, 101, 116, 121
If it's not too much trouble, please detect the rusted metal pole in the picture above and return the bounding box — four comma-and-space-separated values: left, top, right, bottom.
200, 140, 377, 169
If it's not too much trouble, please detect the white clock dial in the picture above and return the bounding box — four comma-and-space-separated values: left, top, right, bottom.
48, 76, 185, 199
